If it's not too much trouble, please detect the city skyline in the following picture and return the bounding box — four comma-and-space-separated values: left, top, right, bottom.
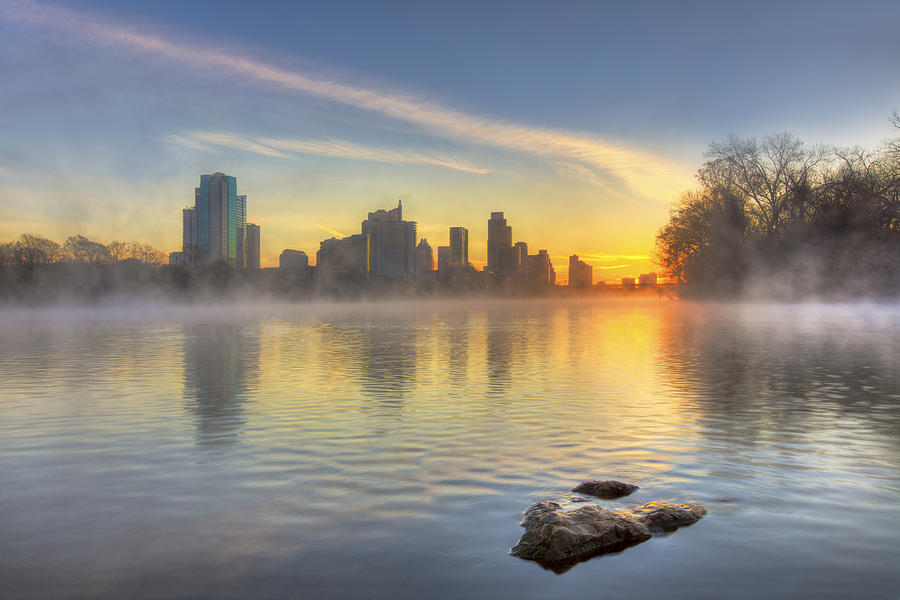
2, 1, 899, 280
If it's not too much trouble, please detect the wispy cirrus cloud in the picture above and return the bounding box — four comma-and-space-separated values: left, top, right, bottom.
2, 0, 692, 199
168, 132, 288, 158
165, 131, 490, 174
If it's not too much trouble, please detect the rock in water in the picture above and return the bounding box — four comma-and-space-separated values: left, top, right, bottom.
627, 501, 707, 533
510, 502, 652, 570
510, 500, 706, 572
571, 480, 639, 498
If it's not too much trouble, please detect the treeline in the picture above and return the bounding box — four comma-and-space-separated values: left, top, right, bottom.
0, 233, 173, 304
0, 233, 166, 267
656, 127, 900, 298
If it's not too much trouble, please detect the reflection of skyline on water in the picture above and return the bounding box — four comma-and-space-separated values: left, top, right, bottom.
658, 304, 900, 456
4, 302, 900, 598
182, 322, 260, 447
485, 309, 514, 397
316, 316, 417, 405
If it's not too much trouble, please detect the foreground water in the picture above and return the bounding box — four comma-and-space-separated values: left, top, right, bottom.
1, 299, 898, 599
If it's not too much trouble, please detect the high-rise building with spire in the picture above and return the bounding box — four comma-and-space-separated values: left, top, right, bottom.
362, 200, 416, 278
415, 238, 434, 276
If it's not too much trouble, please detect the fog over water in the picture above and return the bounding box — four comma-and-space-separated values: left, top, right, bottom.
1, 298, 899, 598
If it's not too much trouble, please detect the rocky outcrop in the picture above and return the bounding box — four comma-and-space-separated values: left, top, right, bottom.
510, 499, 706, 572
571, 480, 638, 498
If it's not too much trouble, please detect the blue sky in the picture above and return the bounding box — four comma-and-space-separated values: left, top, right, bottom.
1, 0, 898, 274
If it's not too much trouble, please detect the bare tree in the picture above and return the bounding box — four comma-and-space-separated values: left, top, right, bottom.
15, 234, 61, 265
106, 240, 129, 262
701, 133, 820, 236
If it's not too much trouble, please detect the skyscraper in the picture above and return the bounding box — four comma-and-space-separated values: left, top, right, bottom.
437, 246, 451, 279
513, 242, 528, 274
362, 200, 416, 278
415, 238, 434, 276
182, 207, 198, 263
487, 212, 512, 274
527, 249, 556, 286
236, 194, 247, 268
246, 223, 260, 270
449, 227, 468, 267
569, 255, 593, 287
182, 172, 247, 267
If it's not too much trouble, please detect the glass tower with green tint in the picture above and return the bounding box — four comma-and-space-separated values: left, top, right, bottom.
184, 172, 246, 266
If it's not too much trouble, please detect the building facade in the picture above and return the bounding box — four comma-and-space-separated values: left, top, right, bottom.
246, 223, 260, 270
316, 234, 369, 276
487, 212, 512, 274
182, 172, 247, 267
279, 249, 308, 275
568, 255, 593, 287
638, 272, 658, 286
449, 227, 468, 267
415, 238, 434, 276
362, 200, 416, 278
526, 249, 556, 286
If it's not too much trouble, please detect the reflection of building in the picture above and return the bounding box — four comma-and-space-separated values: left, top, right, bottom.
485, 310, 513, 396
415, 238, 434, 276
362, 200, 416, 278
183, 172, 247, 267
280, 249, 308, 275
317, 317, 417, 403
639, 273, 658, 286
246, 223, 260, 270
449, 227, 468, 267
182, 324, 259, 447
487, 212, 512, 274
569, 255, 593, 287
527, 249, 556, 286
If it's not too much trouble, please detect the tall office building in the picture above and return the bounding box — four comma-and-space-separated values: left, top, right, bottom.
362, 200, 416, 278
437, 246, 451, 279
513, 242, 528, 274
246, 223, 260, 270
415, 238, 434, 276
182, 172, 247, 267
236, 195, 247, 268
182, 207, 198, 263
527, 249, 556, 286
487, 212, 512, 274
316, 234, 369, 276
569, 255, 593, 287
449, 227, 468, 267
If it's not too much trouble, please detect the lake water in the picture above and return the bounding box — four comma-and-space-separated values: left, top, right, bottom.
1, 299, 899, 599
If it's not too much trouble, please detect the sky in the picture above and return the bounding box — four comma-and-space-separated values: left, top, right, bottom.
1, 0, 898, 278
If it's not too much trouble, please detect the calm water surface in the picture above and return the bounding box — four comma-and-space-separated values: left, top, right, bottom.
1, 299, 899, 598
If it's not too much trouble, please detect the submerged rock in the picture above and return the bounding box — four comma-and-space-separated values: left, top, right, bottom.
510, 500, 706, 572
571, 480, 639, 498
